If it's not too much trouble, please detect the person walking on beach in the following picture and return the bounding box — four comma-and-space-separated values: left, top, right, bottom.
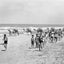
38, 34, 43, 51
35, 34, 39, 48
3, 34, 8, 51
31, 35, 34, 48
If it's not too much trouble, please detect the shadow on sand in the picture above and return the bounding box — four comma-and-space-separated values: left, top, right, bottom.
1, 50, 6, 51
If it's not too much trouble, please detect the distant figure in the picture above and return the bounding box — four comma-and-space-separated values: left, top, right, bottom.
31, 35, 34, 48
8, 29, 12, 35
35, 34, 39, 48
13, 29, 19, 35
3, 34, 8, 51
38, 34, 43, 51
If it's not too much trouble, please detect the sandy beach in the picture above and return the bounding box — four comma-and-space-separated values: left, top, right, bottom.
0, 34, 63, 64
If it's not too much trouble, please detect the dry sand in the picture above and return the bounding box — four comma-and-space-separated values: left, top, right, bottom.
0, 34, 64, 64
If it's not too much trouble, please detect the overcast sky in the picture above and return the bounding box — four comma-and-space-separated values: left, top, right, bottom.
0, 0, 64, 24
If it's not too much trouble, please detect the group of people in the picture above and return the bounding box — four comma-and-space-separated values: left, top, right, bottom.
31, 33, 47, 51
31, 27, 64, 51
8, 29, 19, 36
0, 27, 64, 51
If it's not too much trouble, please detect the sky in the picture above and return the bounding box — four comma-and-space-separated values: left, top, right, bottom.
0, 0, 64, 24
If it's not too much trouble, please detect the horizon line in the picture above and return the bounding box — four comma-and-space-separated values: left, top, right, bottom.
0, 24, 64, 27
